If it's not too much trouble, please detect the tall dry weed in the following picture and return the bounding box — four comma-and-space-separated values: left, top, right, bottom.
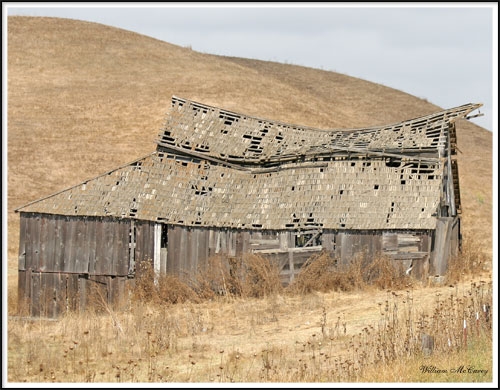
193, 254, 283, 299
287, 251, 411, 294
132, 261, 199, 305
447, 234, 488, 283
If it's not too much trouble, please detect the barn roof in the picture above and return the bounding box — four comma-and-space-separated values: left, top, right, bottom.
16, 97, 482, 231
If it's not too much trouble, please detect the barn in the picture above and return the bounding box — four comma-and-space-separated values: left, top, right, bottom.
15, 96, 482, 317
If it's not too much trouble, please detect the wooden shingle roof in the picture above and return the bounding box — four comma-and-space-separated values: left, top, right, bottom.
16, 98, 482, 231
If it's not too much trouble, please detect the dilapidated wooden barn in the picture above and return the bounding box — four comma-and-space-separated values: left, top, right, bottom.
15, 97, 482, 317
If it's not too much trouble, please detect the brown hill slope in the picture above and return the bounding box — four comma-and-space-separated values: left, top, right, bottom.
7, 16, 493, 277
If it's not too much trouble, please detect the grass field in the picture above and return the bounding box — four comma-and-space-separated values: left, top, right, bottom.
6, 239, 494, 384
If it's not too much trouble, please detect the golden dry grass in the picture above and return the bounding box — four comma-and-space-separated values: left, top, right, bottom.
5, 16, 495, 384
7, 237, 493, 384
7, 271, 493, 383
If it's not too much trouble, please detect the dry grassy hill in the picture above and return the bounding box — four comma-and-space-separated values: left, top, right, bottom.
7, 16, 493, 289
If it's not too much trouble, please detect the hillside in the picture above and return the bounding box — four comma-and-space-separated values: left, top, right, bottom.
7, 15, 493, 287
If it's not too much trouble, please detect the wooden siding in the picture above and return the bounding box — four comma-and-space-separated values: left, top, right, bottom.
162, 227, 435, 284
19, 213, 132, 276
19, 211, 457, 318
430, 217, 457, 276
18, 213, 137, 318
18, 269, 132, 318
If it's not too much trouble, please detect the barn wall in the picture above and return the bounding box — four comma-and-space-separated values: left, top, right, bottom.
18, 212, 446, 318
18, 213, 132, 275
166, 225, 213, 278
17, 212, 136, 318
163, 227, 434, 285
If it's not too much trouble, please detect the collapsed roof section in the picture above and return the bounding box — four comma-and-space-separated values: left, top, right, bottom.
157, 96, 481, 168
16, 97, 482, 231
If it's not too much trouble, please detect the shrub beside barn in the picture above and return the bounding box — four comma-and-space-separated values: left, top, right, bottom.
15, 97, 482, 317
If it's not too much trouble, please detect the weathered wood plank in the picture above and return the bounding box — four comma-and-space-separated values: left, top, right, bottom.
178, 227, 187, 276
115, 219, 129, 276
87, 218, 97, 275
220, 231, 227, 253
321, 231, 335, 252
38, 215, 49, 272
94, 218, 105, 275
42, 273, 58, 318
29, 215, 41, 271
43, 216, 57, 272
63, 217, 76, 273
140, 221, 154, 263
430, 218, 453, 275
54, 273, 67, 317
78, 276, 87, 313
389, 252, 429, 260
53, 215, 65, 272
133, 221, 142, 265
102, 219, 115, 275
382, 233, 398, 252
17, 270, 28, 315
153, 223, 161, 278
253, 245, 322, 254
24, 215, 33, 269
18, 214, 28, 271
340, 233, 352, 265
74, 218, 89, 273
30, 272, 40, 317
189, 228, 198, 273
141, 222, 149, 263
167, 225, 179, 274
66, 274, 79, 312
228, 230, 236, 257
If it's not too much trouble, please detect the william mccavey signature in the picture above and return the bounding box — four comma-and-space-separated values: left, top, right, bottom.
420, 365, 488, 376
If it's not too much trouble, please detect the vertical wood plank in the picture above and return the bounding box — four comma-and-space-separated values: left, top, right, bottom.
43, 216, 56, 272
115, 219, 129, 276
103, 218, 115, 275
340, 233, 352, 265
31, 215, 41, 271
24, 214, 33, 270
141, 222, 149, 263
199, 228, 209, 270
166, 225, 174, 274
18, 214, 28, 271
241, 231, 250, 254
54, 273, 66, 317
45, 273, 58, 319
67, 274, 79, 312
221, 231, 228, 253
17, 270, 27, 315
190, 228, 198, 273
30, 272, 40, 317
87, 217, 97, 275
179, 227, 187, 277
38, 215, 49, 272
208, 228, 215, 256
94, 218, 105, 275
154, 224, 161, 277
54, 215, 65, 272
74, 218, 89, 273
63, 217, 76, 273
79, 277, 87, 313
128, 220, 135, 276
